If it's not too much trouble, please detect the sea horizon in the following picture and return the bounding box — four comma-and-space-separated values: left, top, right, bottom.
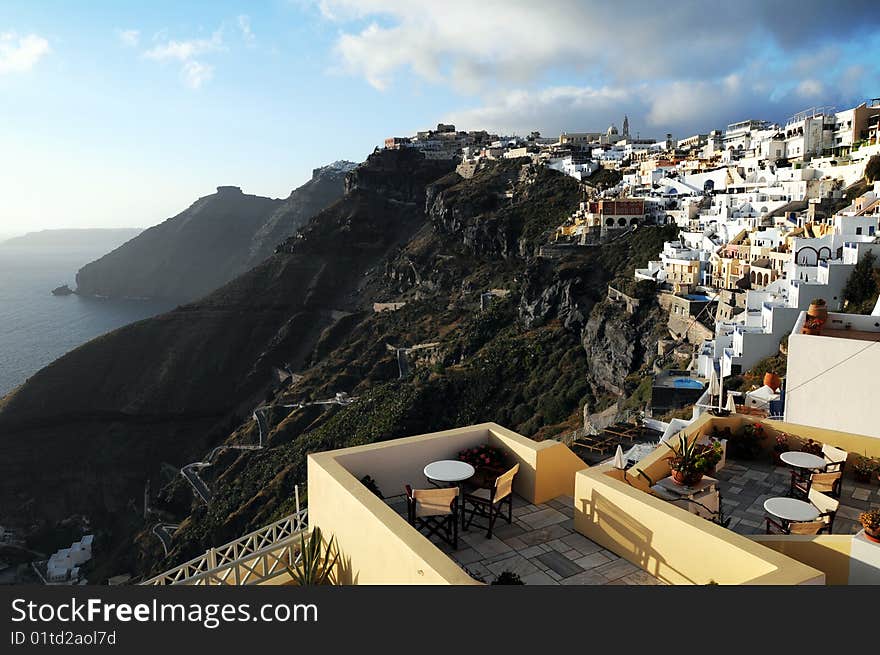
0, 241, 175, 398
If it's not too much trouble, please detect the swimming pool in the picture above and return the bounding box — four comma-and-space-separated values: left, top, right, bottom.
672, 377, 705, 389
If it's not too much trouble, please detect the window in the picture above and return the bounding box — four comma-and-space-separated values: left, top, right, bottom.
856, 227, 863, 235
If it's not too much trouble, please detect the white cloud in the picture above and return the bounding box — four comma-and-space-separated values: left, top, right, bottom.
317, 0, 877, 93
142, 29, 223, 89
315, 0, 879, 136
0, 33, 50, 74
181, 60, 213, 89
144, 30, 223, 62
117, 29, 140, 48
796, 79, 825, 98
238, 15, 255, 44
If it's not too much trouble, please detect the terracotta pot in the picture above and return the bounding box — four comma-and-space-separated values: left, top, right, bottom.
807, 301, 828, 325
801, 324, 821, 336
671, 468, 703, 487
864, 527, 880, 543
763, 372, 781, 392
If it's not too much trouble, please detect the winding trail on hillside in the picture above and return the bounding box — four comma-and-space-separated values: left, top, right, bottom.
178, 393, 360, 505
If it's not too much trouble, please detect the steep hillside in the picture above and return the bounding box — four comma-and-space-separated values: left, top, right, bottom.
74, 163, 352, 302
131, 160, 676, 580
0, 149, 454, 571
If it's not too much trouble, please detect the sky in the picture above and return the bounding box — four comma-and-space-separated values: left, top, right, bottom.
1, 0, 879, 235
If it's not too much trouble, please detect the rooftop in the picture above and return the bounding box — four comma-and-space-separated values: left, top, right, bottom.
385, 492, 661, 585
794, 310, 880, 343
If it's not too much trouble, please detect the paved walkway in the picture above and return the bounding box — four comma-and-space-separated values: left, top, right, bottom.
387, 493, 662, 585
715, 458, 880, 536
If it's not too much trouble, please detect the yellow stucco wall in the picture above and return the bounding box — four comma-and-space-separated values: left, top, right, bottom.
750, 535, 853, 585
307, 423, 585, 585
308, 450, 478, 585
575, 463, 825, 585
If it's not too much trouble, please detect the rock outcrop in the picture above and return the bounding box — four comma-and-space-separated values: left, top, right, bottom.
75, 163, 354, 302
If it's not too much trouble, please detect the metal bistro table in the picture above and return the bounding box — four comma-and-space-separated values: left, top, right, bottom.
423, 460, 475, 521
779, 451, 827, 471
763, 496, 820, 530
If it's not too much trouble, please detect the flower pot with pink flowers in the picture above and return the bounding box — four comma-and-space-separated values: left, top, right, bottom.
458, 444, 506, 488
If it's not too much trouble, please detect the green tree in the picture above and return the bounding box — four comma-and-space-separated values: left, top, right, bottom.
842, 251, 879, 312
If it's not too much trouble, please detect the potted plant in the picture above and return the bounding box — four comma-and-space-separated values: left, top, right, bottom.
800, 438, 823, 456
801, 316, 824, 335
728, 422, 766, 460
459, 444, 506, 487
859, 508, 880, 543
491, 571, 525, 585
853, 456, 879, 484
664, 436, 723, 487
772, 433, 789, 466
285, 526, 339, 586
807, 298, 828, 326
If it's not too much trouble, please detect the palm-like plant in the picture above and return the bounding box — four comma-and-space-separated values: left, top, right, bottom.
288, 526, 339, 586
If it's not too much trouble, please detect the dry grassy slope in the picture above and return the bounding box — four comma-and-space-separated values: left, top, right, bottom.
0, 150, 455, 566
137, 161, 676, 580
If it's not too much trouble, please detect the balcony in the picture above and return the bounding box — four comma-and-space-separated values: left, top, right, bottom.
307, 423, 663, 584
577, 413, 880, 584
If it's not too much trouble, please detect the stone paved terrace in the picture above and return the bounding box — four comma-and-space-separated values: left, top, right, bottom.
386, 493, 663, 585
716, 458, 880, 536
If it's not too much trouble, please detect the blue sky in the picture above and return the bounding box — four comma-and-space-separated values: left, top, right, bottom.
1, 0, 878, 234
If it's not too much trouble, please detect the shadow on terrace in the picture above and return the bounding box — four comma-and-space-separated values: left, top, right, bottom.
307, 423, 662, 585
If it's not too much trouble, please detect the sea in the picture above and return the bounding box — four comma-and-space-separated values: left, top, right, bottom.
0, 243, 176, 398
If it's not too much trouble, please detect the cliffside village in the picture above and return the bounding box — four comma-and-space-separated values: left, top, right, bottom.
386, 99, 880, 442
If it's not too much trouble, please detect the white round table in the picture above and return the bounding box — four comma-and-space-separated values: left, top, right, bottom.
424, 460, 475, 483
780, 451, 826, 470
763, 497, 820, 523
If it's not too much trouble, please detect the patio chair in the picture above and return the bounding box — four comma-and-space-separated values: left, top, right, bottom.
790, 469, 842, 500
820, 444, 848, 474
462, 463, 519, 539
405, 485, 460, 549
808, 487, 839, 533
765, 488, 839, 535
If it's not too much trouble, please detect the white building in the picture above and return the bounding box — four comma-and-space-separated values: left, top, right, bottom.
784, 310, 880, 438
46, 535, 93, 583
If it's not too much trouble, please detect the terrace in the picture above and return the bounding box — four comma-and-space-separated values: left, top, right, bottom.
307, 423, 662, 585
385, 492, 661, 585
306, 415, 880, 585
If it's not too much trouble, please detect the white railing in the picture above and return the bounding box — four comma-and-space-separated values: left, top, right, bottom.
143, 502, 308, 586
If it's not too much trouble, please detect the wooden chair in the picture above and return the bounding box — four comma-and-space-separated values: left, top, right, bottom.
765, 488, 839, 535
790, 469, 842, 500
405, 485, 459, 549
821, 444, 848, 474
462, 463, 519, 539
808, 487, 839, 533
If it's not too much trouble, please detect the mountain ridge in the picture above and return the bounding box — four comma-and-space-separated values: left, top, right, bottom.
74, 162, 355, 302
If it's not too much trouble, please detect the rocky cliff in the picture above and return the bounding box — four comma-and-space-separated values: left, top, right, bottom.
0, 153, 676, 581
74, 163, 353, 302
0, 149, 453, 577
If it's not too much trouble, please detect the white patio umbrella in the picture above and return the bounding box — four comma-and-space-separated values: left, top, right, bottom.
613, 444, 627, 470
707, 366, 721, 404
726, 392, 737, 413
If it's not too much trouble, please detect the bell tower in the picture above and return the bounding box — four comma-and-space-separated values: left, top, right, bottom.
622, 114, 630, 139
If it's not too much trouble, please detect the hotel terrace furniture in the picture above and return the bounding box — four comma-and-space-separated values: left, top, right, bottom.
779, 451, 827, 471
790, 470, 843, 500
650, 475, 720, 521
821, 444, 848, 474
763, 497, 821, 535
765, 489, 838, 535
405, 485, 460, 549
424, 460, 475, 485
462, 463, 519, 539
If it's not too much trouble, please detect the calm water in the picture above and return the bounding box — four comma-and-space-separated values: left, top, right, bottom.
0, 244, 176, 398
